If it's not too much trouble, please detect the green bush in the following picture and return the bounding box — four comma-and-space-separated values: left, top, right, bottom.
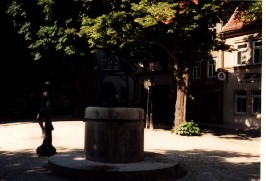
174, 121, 201, 136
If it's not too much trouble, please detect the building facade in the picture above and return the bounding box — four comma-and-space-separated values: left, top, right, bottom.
187, 9, 262, 129
217, 10, 262, 129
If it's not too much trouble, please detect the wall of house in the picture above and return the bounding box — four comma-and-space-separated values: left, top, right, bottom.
222, 31, 261, 129
223, 32, 261, 68
223, 68, 261, 128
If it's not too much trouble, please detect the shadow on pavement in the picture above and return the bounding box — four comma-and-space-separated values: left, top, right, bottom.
0, 148, 260, 181
201, 126, 261, 140
155, 149, 260, 181
0, 149, 83, 181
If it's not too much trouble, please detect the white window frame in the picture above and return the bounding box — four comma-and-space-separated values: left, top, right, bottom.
207, 59, 216, 78
252, 40, 262, 64
236, 43, 248, 65
235, 90, 247, 114
251, 90, 261, 114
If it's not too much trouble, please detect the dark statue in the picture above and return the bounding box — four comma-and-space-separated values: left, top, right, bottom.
36, 82, 56, 156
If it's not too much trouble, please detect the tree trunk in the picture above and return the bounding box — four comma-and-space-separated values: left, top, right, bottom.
158, 42, 190, 129
174, 69, 189, 128
174, 88, 186, 127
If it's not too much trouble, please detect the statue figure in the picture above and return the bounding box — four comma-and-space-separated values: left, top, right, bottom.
36, 82, 56, 156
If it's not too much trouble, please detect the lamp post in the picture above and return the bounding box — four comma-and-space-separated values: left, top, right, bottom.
144, 79, 153, 129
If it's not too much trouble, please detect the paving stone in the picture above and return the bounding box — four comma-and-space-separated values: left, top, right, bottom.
0, 120, 261, 181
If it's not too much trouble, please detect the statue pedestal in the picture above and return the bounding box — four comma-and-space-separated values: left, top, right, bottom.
36, 121, 56, 157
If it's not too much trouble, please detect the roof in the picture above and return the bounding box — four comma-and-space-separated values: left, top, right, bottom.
93, 51, 136, 77
221, 9, 244, 33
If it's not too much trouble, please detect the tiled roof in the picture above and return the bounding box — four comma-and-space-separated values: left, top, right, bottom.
221, 9, 244, 33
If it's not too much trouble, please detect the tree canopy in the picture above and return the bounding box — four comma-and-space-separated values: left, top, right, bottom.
236, 1, 262, 23
78, 0, 224, 65
6, 0, 261, 64
6, 0, 228, 63
5, 0, 262, 123
6, 0, 90, 60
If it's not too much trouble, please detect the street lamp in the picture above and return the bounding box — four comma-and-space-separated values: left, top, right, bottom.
144, 79, 153, 130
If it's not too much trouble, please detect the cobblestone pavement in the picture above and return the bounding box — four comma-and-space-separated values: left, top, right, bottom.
0, 120, 261, 181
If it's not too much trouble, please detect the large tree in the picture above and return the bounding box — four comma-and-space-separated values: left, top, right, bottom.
78, 0, 229, 127
78, 0, 262, 127
6, 0, 259, 126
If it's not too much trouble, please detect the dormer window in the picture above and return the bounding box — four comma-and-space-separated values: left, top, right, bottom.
104, 55, 119, 70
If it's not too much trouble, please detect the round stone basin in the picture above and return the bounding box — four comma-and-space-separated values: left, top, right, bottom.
84, 107, 145, 163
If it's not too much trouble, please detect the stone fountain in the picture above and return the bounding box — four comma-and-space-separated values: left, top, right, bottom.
48, 51, 185, 180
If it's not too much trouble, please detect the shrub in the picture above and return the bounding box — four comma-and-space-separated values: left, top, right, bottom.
174, 121, 201, 136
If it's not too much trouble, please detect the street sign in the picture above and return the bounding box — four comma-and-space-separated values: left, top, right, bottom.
217, 72, 226, 81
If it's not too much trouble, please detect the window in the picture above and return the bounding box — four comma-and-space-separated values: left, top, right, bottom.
253, 41, 262, 64
237, 43, 248, 65
252, 90, 261, 114
193, 61, 201, 79
104, 55, 119, 70
207, 59, 216, 77
235, 91, 246, 113
193, 66, 201, 79
105, 59, 115, 69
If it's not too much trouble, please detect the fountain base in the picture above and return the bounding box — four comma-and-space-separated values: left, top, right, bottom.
48, 151, 186, 181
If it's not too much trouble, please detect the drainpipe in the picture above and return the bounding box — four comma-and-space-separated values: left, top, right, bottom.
216, 16, 225, 124
216, 17, 224, 69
